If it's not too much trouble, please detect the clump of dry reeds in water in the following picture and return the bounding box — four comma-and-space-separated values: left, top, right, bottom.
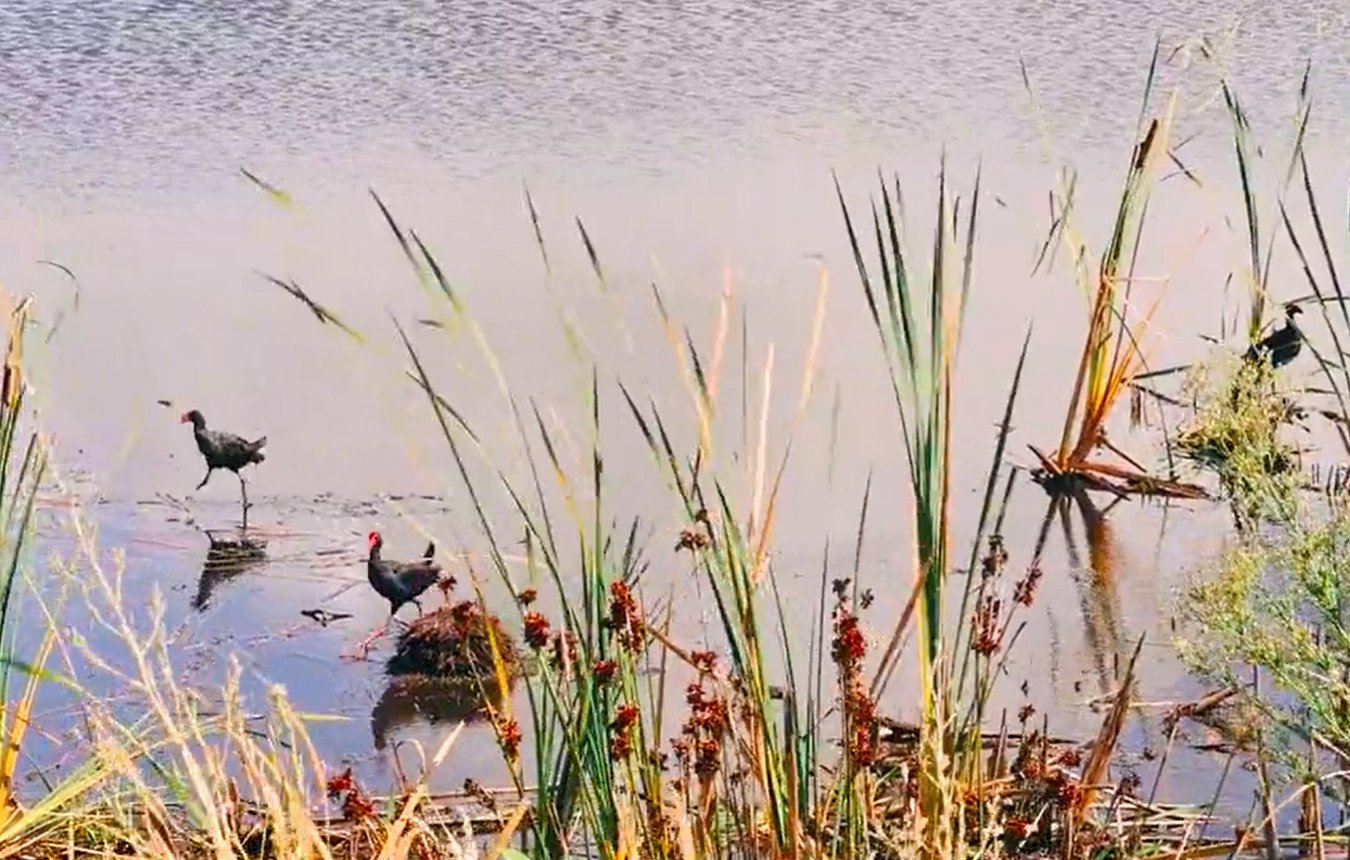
387, 599, 521, 681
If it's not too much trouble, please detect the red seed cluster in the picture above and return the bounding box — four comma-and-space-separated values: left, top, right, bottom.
832, 599, 876, 767
609, 703, 640, 761
673, 672, 730, 785
685, 682, 729, 732
675, 528, 709, 552
676, 509, 712, 552
1013, 563, 1043, 607
694, 737, 720, 777
519, 607, 579, 675
972, 592, 1003, 656
342, 790, 375, 822
449, 600, 480, 633
325, 766, 353, 799
498, 717, 522, 764
593, 659, 618, 686
325, 766, 375, 822
689, 650, 716, 675
607, 581, 644, 651
523, 611, 551, 650
516, 588, 538, 606
611, 703, 640, 732
831, 608, 867, 667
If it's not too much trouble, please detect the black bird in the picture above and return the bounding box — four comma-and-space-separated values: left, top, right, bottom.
1244, 303, 1304, 369
354, 531, 443, 655
181, 410, 267, 522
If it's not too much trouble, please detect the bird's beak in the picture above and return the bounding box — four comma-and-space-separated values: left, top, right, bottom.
179, 413, 190, 423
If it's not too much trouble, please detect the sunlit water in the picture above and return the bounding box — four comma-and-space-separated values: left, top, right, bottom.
4, 0, 1350, 821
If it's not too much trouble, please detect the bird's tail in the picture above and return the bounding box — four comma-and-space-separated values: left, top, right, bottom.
250, 437, 267, 463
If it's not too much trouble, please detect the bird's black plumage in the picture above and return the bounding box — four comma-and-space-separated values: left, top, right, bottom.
181, 410, 267, 489
350, 532, 444, 657
1244, 303, 1304, 369
181, 409, 266, 528
366, 531, 442, 618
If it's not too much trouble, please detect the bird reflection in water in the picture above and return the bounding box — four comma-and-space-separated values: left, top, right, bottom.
192, 529, 268, 612
371, 673, 512, 752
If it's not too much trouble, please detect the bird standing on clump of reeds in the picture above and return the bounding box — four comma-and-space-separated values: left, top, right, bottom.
181, 409, 267, 527
350, 531, 443, 659
1244, 302, 1304, 369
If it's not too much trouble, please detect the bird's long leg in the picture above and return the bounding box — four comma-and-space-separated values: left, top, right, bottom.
344, 615, 393, 660
356, 622, 388, 650
196, 468, 213, 491
238, 473, 250, 532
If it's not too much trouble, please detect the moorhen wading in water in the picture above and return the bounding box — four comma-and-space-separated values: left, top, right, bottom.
1244, 302, 1304, 369
352, 531, 443, 656
181, 410, 267, 525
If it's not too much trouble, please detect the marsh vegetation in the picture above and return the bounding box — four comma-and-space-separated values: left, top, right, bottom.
6, 53, 1350, 860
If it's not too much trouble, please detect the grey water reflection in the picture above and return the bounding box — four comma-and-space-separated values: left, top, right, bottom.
193, 529, 268, 612
371, 674, 511, 753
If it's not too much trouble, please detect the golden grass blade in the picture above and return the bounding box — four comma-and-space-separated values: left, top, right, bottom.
0, 629, 115, 854
1044, 101, 1175, 483
259, 273, 366, 343
649, 283, 716, 464
747, 344, 773, 575
750, 269, 830, 583
484, 803, 530, 860
1073, 633, 1143, 825
375, 723, 465, 860
706, 268, 734, 406
239, 167, 294, 207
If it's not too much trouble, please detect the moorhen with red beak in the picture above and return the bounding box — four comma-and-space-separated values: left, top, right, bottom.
353, 531, 443, 655
181, 410, 266, 524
